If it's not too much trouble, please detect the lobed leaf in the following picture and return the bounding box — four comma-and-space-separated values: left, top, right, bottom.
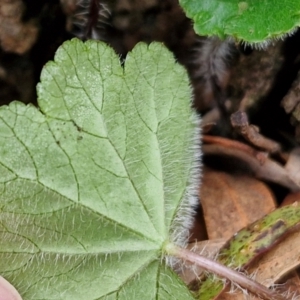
0, 39, 199, 299
179, 0, 300, 45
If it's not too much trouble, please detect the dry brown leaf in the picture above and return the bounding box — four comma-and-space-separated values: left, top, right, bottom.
189, 205, 208, 242
204, 202, 300, 300
215, 286, 262, 300
276, 271, 300, 298
246, 229, 300, 287
281, 192, 300, 207
216, 230, 300, 300
200, 167, 276, 240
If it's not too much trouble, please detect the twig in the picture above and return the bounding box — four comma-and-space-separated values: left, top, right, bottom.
166, 243, 285, 300
230, 110, 281, 153
203, 135, 300, 191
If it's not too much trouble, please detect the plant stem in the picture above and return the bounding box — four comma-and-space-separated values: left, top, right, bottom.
165, 243, 284, 300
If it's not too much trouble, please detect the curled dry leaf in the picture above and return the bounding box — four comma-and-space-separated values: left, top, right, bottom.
200, 167, 276, 240
217, 230, 300, 299
0, 276, 22, 300
246, 229, 300, 286
198, 203, 300, 299
220, 203, 300, 269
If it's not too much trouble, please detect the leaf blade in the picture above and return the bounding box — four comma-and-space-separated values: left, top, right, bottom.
0, 39, 198, 299
179, 0, 300, 44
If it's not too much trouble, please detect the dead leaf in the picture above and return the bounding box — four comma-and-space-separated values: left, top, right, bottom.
281, 192, 300, 207
200, 167, 276, 240
246, 229, 300, 286
198, 203, 300, 300
215, 286, 262, 300
216, 230, 300, 300
276, 272, 300, 299
189, 205, 208, 242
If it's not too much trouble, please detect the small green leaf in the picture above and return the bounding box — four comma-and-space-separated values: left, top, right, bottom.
0, 39, 199, 299
179, 0, 300, 44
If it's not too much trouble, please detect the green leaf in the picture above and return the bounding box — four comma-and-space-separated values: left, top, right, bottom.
0, 39, 199, 299
179, 0, 300, 44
